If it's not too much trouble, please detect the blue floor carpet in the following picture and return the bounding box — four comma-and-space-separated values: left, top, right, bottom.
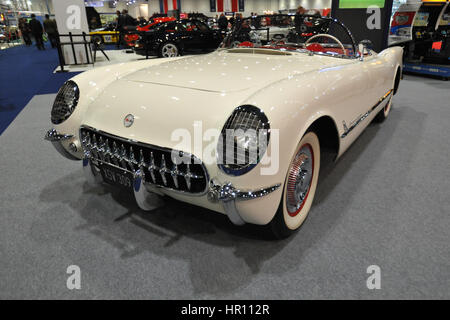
0, 42, 80, 135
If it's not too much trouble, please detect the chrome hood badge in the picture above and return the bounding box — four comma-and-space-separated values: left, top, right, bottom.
124, 114, 134, 128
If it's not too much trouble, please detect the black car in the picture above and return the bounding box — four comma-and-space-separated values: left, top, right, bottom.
134, 19, 224, 57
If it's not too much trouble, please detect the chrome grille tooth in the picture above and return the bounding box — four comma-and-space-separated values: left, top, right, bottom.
84, 132, 91, 148
112, 141, 119, 166
138, 149, 145, 168
137, 149, 145, 181
129, 146, 137, 165
104, 138, 111, 162
91, 134, 98, 159
98, 136, 105, 161
129, 146, 137, 172
92, 134, 97, 149
159, 154, 168, 186
148, 151, 157, 183
171, 164, 179, 189
185, 164, 192, 191
82, 133, 91, 158
81, 131, 87, 146
120, 144, 128, 169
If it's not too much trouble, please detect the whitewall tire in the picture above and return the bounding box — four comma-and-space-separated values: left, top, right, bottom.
374, 95, 392, 123
270, 131, 320, 238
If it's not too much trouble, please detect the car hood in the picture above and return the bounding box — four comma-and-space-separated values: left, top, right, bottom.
81, 51, 353, 156
123, 50, 352, 93
81, 77, 252, 158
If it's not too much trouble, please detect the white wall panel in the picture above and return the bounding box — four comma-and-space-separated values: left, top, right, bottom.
279, 0, 331, 10
26, 0, 332, 17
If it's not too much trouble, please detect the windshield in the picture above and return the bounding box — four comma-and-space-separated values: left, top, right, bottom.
221, 14, 357, 58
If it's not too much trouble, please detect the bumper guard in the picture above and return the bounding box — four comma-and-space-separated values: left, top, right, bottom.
44, 128, 79, 160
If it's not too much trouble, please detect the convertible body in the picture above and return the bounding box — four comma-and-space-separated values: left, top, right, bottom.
46, 15, 403, 237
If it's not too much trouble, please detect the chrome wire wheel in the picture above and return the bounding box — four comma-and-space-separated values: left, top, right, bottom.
161, 43, 178, 57
286, 144, 314, 216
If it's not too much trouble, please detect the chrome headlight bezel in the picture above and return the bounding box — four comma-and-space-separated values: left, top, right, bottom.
51, 80, 80, 125
217, 105, 271, 176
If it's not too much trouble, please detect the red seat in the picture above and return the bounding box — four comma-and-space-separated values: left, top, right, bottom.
238, 41, 254, 48
306, 43, 325, 52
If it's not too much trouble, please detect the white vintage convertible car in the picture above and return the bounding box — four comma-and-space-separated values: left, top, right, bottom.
45, 15, 402, 238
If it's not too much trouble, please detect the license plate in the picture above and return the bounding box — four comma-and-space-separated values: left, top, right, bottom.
99, 164, 133, 190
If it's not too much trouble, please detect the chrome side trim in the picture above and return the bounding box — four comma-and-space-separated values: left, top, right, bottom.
341, 89, 393, 139
208, 181, 281, 226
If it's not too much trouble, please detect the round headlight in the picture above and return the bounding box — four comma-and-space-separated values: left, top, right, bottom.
51, 80, 79, 125
218, 105, 270, 176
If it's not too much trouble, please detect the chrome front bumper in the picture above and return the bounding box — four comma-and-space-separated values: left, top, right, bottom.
44, 128, 79, 160
46, 128, 281, 226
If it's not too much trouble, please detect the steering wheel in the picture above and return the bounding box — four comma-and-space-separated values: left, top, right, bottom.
305, 34, 346, 55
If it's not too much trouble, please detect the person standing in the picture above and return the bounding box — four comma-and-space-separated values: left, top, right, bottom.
43, 14, 58, 48
294, 6, 307, 36
218, 13, 228, 32
19, 18, 32, 46
116, 10, 123, 48
29, 14, 45, 50
122, 10, 136, 27
229, 15, 235, 29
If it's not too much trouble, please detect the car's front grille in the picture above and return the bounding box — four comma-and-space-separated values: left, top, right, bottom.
80, 127, 208, 194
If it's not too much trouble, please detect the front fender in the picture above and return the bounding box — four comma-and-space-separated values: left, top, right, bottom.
51, 57, 187, 159
227, 65, 362, 224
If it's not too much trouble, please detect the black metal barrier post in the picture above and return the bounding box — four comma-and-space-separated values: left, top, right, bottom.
82, 32, 91, 64
56, 33, 95, 69
68, 32, 77, 65
55, 33, 68, 73
145, 35, 149, 59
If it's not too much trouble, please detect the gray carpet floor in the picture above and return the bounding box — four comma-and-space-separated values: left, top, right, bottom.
0, 75, 449, 299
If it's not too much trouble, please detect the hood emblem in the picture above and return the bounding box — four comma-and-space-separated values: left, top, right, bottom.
124, 114, 134, 128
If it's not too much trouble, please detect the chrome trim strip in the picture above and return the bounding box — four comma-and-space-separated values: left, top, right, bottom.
208, 182, 281, 226
341, 89, 393, 139
233, 184, 282, 201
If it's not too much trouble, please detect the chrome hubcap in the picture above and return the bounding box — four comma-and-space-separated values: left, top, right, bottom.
286, 144, 314, 216
162, 44, 178, 57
